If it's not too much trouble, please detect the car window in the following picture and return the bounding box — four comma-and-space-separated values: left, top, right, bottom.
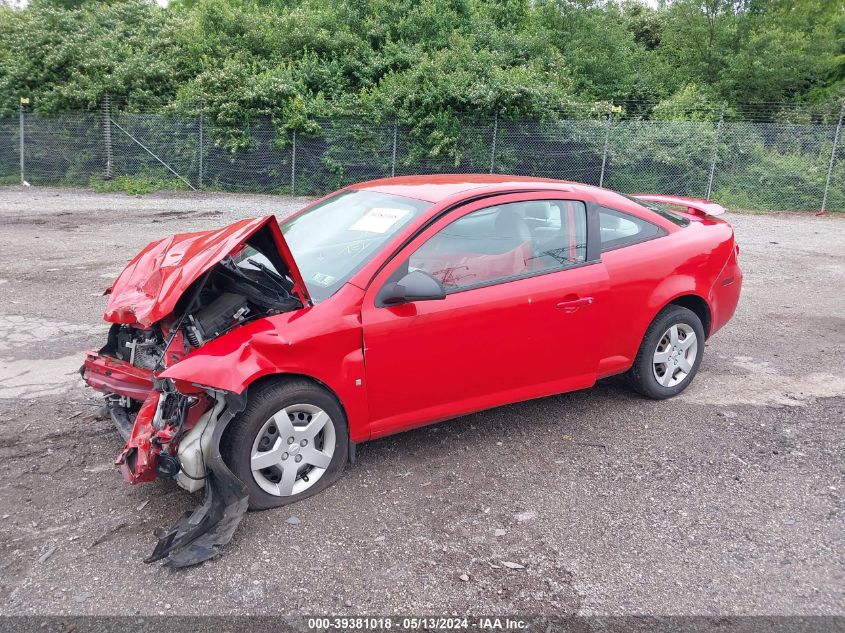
406, 200, 587, 291
599, 207, 665, 252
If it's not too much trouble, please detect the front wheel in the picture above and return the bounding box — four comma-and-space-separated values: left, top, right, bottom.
627, 305, 705, 399
221, 379, 349, 510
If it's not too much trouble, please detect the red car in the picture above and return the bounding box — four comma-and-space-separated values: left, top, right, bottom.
81, 175, 742, 566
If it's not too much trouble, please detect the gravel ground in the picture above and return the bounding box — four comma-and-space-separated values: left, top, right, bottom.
0, 186, 843, 616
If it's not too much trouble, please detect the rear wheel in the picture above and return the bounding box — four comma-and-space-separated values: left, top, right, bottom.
222, 379, 348, 510
628, 305, 705, 399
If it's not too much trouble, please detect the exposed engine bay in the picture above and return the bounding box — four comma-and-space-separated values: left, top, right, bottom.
80, 217, 307, 567
107, 252, 301, 373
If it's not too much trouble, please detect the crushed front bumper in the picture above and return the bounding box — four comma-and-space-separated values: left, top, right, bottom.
80, 351, 250, 567
81, 351, 154, 402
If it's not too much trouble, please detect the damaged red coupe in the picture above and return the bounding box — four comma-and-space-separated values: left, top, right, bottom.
81, 175, 742, 566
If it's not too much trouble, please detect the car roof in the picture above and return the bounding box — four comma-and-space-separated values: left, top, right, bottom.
350, 174, 600, 204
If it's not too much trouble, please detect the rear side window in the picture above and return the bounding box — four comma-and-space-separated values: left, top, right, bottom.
599, 207, 665, 252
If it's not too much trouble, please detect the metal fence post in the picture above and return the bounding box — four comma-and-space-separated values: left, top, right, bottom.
197, 106, 204, 190
102, 95, 112, 180
391, 118, 398, 178
706, 101, 727, 200
489, 111, 499, 174
291, 129, 296, 195
18, 98, 25, 185
821, 100, 845, 213
599, 103, 612, 187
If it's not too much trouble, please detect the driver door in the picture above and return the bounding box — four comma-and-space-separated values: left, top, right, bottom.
360, 192, 610, 439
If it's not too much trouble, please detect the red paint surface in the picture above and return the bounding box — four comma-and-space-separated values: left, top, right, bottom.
359, 191, 610, 437
115, 391, 160, 483
85, 176, 742, 479
81, 351, 154, 401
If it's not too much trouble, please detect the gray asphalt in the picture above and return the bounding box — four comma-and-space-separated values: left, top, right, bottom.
0, 187, 842, 616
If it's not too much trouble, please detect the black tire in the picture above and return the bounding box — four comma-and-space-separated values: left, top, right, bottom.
221, 378, 349, 510
627, 304, 705, 400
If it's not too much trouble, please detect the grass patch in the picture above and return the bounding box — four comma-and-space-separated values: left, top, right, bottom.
90, 175, 187, 195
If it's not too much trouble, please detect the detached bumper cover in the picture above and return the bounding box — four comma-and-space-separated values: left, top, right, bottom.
144, 391, 249, 568
82, 349, 250, 567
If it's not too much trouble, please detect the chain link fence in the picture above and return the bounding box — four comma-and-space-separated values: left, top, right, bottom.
1, 99, 843, 212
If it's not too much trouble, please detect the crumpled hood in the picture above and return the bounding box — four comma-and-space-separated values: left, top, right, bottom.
104, 216, 309, 327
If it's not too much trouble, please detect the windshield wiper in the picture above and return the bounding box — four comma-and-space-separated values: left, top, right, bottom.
247, 257, 290, 290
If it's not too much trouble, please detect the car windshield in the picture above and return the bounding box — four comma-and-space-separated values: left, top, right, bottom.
280, 190, 432, 302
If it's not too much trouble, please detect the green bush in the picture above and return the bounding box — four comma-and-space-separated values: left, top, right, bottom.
2, 0, 844, 210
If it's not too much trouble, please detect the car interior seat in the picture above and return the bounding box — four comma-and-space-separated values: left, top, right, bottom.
493, 208, 532, 252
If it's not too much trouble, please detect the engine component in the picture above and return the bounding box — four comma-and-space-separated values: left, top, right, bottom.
156, 453, 181, 479
185, 292, 249, 347
114, 326, 163, 371
177, 396, 227, 493
152, 387, 190, 431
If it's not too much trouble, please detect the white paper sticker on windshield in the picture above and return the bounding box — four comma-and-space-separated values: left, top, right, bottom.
312, 272, 336, 286
349, 208, 410, 234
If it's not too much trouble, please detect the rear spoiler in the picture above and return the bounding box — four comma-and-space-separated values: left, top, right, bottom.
633, 194, 726, 217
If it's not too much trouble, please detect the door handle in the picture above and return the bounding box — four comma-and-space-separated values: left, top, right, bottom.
556, 296, 594, 312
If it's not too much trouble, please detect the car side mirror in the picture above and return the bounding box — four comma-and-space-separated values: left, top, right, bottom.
379, 270, 446, 306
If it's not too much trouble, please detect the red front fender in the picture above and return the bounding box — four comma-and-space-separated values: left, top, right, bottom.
158, 297, 371, 442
